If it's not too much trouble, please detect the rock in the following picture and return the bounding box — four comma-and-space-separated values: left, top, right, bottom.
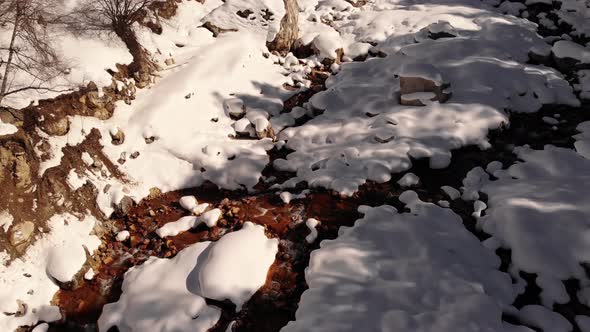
14, 155, 31, 188
164, 58, 175, 66
400, 92, 439, 106
10, 221, 34, 246
110, 128, 125, 145
115, 196, 134, 216
233, 118, 255, 137
40, 116, 70, 136
102, 256, 114, 265
117, 152, 126, 165
415, 21, 457, 42
398, 63, 451, 105
267, 0, 299, 55
15, 300, 27, 317
148, 187, 162, 199
202, 21, 238, 37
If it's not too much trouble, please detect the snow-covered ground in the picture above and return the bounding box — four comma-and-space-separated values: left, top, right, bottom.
0, 214, 100, 331
462, 145, 590, 307
283, 197, 519, 332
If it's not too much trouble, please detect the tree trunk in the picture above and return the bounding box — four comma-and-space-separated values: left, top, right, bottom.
113, 23, 156, 88
114, 24, 146, 74
267, 0, 299, 55
0, 4, 21, 105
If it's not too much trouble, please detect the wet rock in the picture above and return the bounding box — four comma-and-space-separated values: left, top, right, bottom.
10, 221, 35, 246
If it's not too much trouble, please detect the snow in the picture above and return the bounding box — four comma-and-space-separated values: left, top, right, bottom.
81, 152, 94, 166
0, 214, 100, 331
66, 169, 86, 190
577, 316, 590, 332
279, 190, 310, 204
0, 7, 132, 109
98, 241, 221, 332
554, 0, 590, 38
397, 173, 419, 187
0, 211, 14, 233
518, 305, 573, 332
199, 222, 278, 311
156, 208, 222, 238
116, 231, 130, 242
462, 145, 590, 306
84, 268, 95, 280
273, 6, 577, 195
305, 218, 320, 243
575, 121, 590, 159
200, 208, 222, 228
32, 323, 49, 332
576, 70, 590, 100
473, 200, 488, 218
542, 116, 559, 125
0, 119, 18, 136
283, 195, 516, 332
552, 40, 590, 64
399, 63, 444, 85
34, 0, 296, 217
179, 196, 199, 212
156, 216, 199, 238
203, 0, 286, 42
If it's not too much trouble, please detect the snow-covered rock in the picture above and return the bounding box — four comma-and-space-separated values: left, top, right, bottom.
397, 173, 420, 187
199, 222, 278, 310
552, 40, 590, 71
98, 242, 221, 332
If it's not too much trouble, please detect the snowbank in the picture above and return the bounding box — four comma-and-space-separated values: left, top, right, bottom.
282, 195, 516, 331
100, 222, 278, 331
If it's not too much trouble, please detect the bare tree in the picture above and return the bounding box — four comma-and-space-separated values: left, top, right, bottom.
68, 0, 156, 77
0, 0, 68, 105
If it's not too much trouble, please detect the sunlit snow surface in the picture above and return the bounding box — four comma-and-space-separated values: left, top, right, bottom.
99, 222, 278, 332
283, 194, 520, 332
462, 145, 590, 307
0, 215, 101, 331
